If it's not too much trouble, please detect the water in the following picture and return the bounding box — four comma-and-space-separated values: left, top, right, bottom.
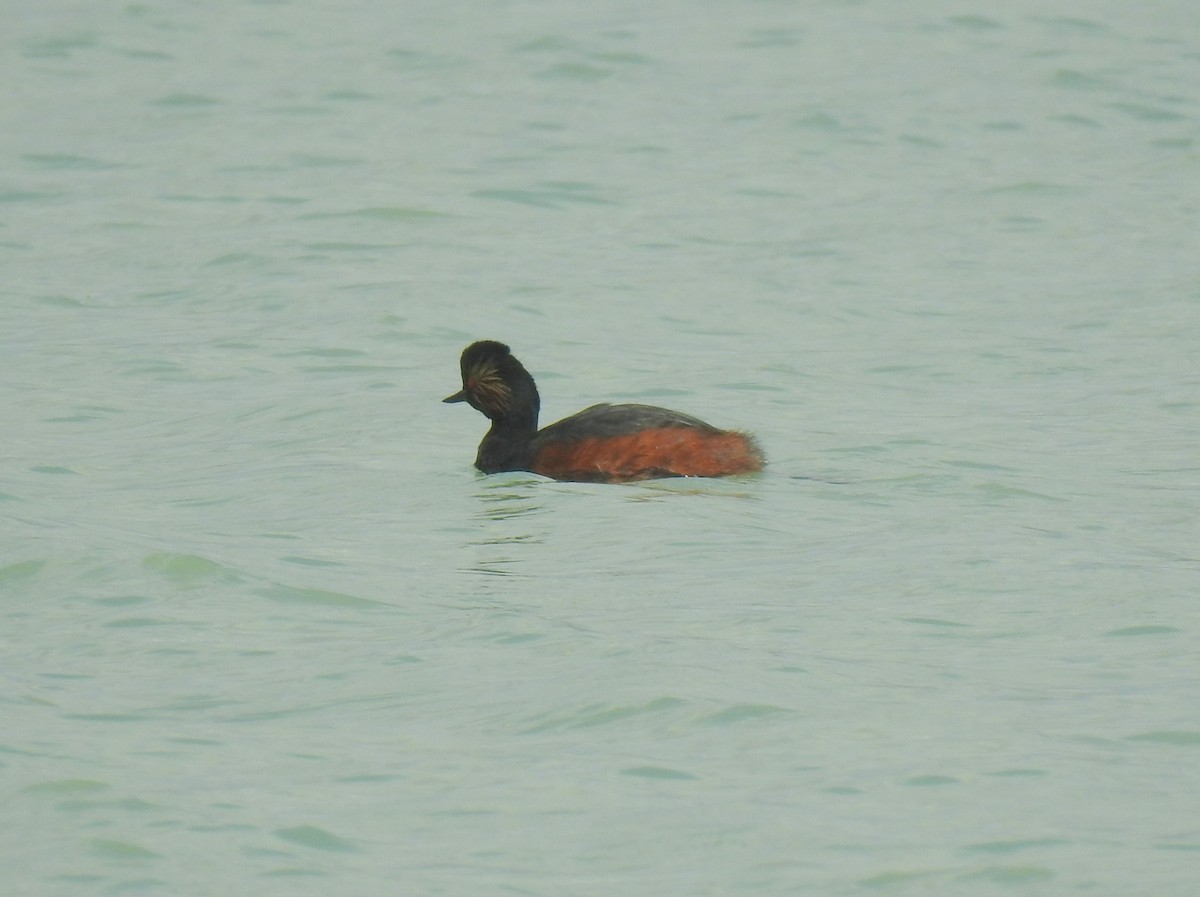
4, 1, 1199, 894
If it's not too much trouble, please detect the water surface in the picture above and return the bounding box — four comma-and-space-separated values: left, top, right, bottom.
4, 1, 1198, 894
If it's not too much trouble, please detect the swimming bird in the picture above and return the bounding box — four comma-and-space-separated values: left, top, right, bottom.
444, 340, 764, 483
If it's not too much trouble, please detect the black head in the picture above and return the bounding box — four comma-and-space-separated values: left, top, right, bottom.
443, 340, 540, 428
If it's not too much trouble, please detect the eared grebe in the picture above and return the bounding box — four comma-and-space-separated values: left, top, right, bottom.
443, 340, 765, 483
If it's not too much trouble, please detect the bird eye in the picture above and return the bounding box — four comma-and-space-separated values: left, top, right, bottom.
465, 378, 476, 389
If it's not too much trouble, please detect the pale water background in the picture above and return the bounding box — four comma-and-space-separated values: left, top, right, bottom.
3, 1, 1198, 894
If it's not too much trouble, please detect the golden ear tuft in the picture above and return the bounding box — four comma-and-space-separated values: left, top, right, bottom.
470, 363, 511, 411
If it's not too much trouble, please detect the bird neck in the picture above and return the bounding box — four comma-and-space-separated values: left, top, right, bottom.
490, 370, 540, 433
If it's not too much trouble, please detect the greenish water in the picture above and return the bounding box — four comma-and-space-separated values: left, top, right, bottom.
4, 2, 1198, 895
